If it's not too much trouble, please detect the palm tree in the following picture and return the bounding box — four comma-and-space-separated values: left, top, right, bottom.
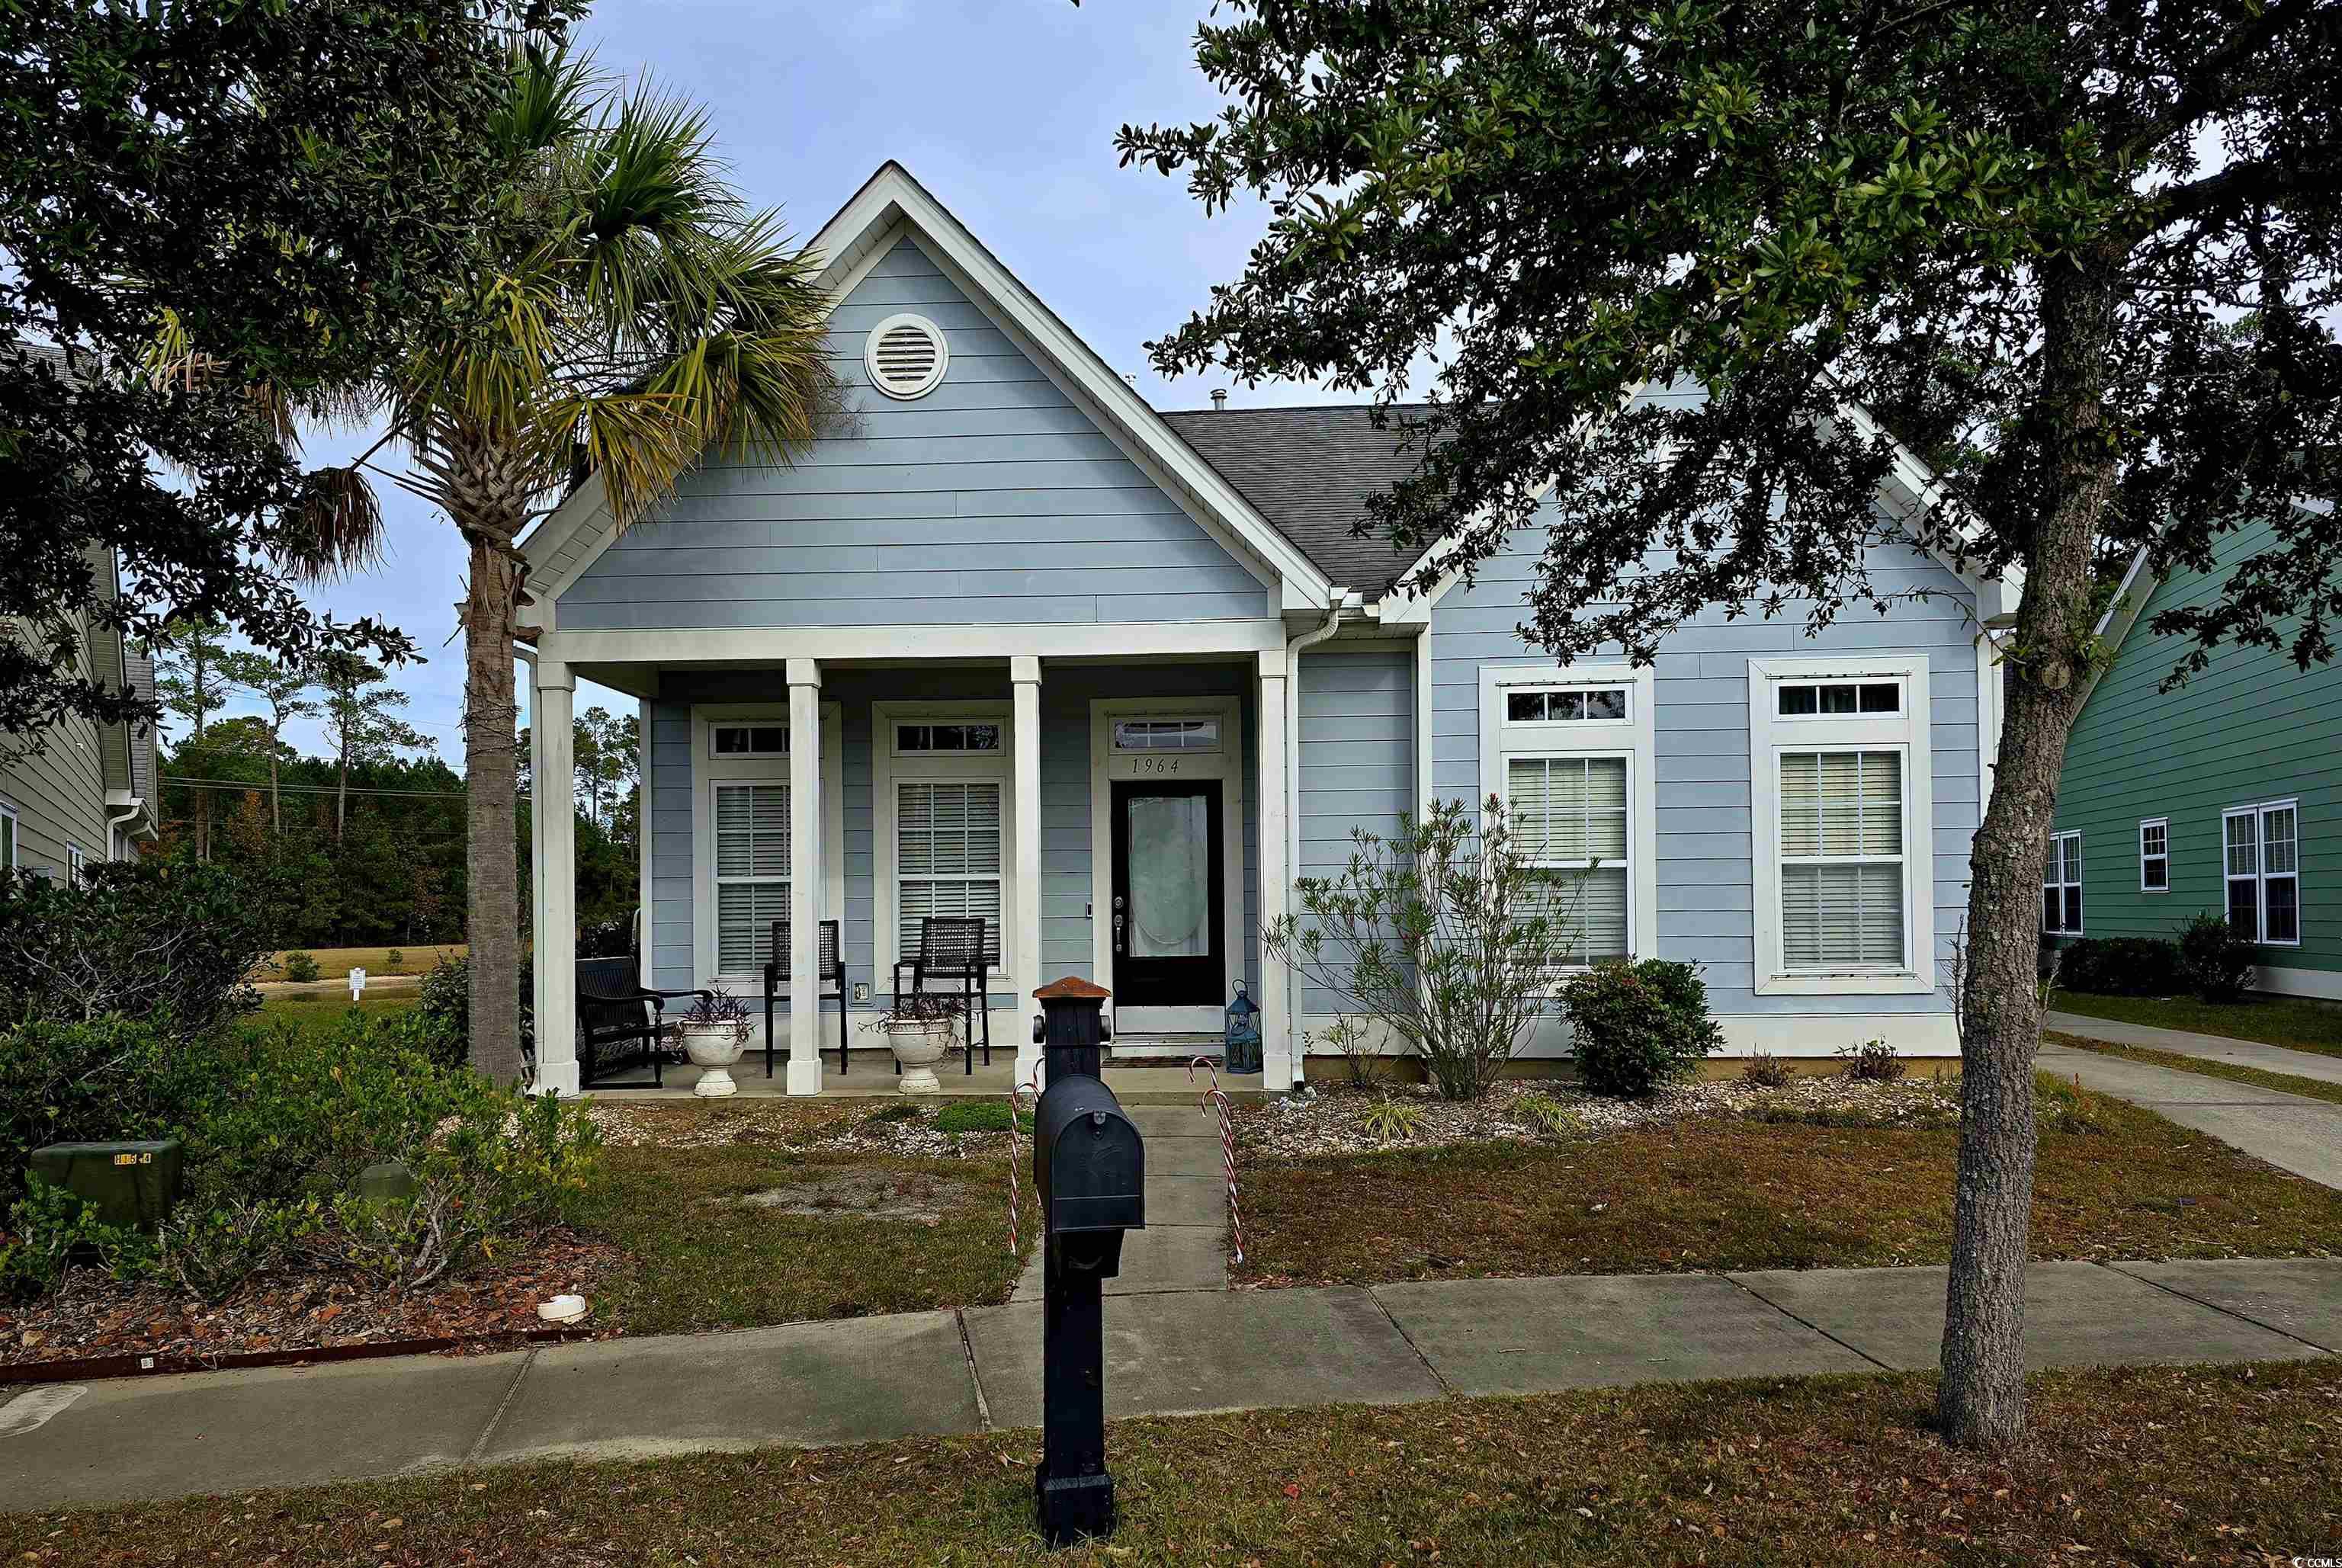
303, 46, 836, 1083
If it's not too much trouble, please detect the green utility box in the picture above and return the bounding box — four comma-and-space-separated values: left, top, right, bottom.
27, 1139, 185, 1230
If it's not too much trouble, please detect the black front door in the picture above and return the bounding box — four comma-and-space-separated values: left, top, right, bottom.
1109, 780, 1225, 1008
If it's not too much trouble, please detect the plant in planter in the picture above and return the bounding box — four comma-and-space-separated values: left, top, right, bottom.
675, 987, 754, 1098
863, 990, 963, 1095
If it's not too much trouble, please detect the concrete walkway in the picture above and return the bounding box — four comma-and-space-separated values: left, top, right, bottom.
2038, 1037, 2342, 1189
1011, 1102, 1229, 1302
6, 1255, 2334, 1511
2047, 1009, 2342, 1087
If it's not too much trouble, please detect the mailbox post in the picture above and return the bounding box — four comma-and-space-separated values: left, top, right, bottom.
1029, 977, 1143, 1547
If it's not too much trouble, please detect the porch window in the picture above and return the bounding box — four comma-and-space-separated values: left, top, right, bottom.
1112, 718, 1221, 752
2043, 829, 2082, 935
895, 781, 1003, 959
711, 724, 787, 757
895, 723, 1000, 754
2225, 800, 2300, 945
714, 782, 790, 972
1506, 755, 1630, 963
1780, 749, 1908, 968
1504, 687, 1629, 723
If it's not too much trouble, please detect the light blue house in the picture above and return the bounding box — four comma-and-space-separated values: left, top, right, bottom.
518, 164, 2007, 1096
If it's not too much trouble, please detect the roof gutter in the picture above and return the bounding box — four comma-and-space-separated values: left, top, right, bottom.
1281, 590, 1347, 1087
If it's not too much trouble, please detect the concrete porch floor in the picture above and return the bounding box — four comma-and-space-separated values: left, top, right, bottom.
592, 1051, 1266, 1104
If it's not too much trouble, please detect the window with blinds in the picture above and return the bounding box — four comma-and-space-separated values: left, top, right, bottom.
2225, 800, 2300, 944
714, 782, 790, 972
897, 781, 1003, 962
1506, 754, 1630, 962
1778, 749, 1906, 969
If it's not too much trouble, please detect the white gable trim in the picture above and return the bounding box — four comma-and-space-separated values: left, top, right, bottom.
521, 163, 1330, 613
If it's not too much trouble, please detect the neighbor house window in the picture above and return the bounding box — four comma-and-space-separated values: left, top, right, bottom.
2225, 800, 2300, 945
0, 803, 16, 869
1481, 665, 1655, 967
1750, 656, 1934, 993
66, 843, 88, 881
2139, 818, 2169, 893
713, 783, 789, 972
876, 704, 1014, 980
2043, 830, 2083, 935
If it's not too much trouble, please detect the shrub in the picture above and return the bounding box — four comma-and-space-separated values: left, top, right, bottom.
1836, 1037, 1908, 1082
2177, 912, 2257, 1003
1741, 1051, 1792, 1088
1358, 1097, 1426, 1139
0, 1181, 162, 1302
0, 1017, 213, 1207
2054, 935, 2181, 997
1312, 1015, 1386, 1089
1513, 1092, 1577, 1136
281, 950, 321, 983
1265, 798, 1592, 1101
0, 858, 270, 1037
414, 953, 531, 1070
1561, 958, 1726, 1098
383, 949, 405, 973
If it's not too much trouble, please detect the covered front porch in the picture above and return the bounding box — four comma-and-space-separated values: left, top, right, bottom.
526, 626, 1301, 1098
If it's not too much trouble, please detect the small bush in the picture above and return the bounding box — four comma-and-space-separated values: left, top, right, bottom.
1513, 1092, 1577, 1136
1358, 1097, 1426, 1140
383, 949, 405, 974
1741, 1051, 1792, 1088
1, 1017, 212, 1207
1561, 959, 1726, 1098
1313, 1015, 1385, 1089
0, 858, 270, 1037
2177, 912, 2257, 1003
1836, 1038, 1908, 1082
934, 1101, 1031, 1135
414, 953, 532, 1070
0, 1180, 162, 1301
2054, 936, 2182, 997
281, 950, 321, 983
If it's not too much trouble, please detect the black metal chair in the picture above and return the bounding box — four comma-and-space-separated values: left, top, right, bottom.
576, 955, 709, 1089
763, 919, 849, 1076
891, 915, 995, 1073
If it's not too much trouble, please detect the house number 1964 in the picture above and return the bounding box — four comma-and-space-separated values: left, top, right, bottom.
1128, 757, 1183, 775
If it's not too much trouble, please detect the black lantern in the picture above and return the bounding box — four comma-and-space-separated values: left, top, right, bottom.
1224, 979, 1262, 1074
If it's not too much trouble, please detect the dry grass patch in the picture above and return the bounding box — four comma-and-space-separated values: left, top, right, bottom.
2049, 1030, 2342, 1106
10, 1361, 2339, 1564
2053, 988, 2342, 1058
1234, 1075, 2342, 1287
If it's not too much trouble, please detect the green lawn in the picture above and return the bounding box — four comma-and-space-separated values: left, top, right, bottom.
1235, 1075, 2342, 1287
10, 1361, 2337, 1564
251, 991, 421, 1031
2049, 1030, 2342, 1107
2052, 987, 2342, 1058
575, 1141, 1031, 1335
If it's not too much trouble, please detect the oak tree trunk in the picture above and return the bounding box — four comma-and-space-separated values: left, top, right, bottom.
464, 534, 526, 1087
1938, 254, 2118, 1448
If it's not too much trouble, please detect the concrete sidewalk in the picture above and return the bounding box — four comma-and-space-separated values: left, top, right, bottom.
6, 1256, 2334, 1511
2046, 1009, 2342, 1088
2038, 1038, 2342, 1189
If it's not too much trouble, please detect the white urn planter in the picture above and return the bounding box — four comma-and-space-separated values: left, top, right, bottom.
679, 1021, 749, 1098
884, 1016, 956, 1095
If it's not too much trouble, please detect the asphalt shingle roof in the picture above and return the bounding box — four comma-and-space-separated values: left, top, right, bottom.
1160, 403, 1440, 595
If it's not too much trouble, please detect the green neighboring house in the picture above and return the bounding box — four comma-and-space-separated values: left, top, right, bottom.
2048, 515, 2337, 1000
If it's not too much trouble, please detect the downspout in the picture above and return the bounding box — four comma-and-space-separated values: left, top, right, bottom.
1282, 590, 1347, 1084
105, 800, 143, 858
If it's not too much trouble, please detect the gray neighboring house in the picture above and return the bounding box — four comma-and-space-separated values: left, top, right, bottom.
3, 342, 162, 877
516, 162, 2013, 1096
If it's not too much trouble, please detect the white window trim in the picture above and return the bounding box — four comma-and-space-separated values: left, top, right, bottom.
2045, 829, 2083, 935
2225, 797, 2302, 948
1749, 654, 1936, 995
1478, 663, 1658, 967
2138, 817, 2170, 894
690, 703, 845, 991
0, 800, 17, 869
66, 842, 88, 880
874, 699, 1019, 991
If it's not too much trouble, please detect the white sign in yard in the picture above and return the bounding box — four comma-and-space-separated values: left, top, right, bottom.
349, 967, 367, 1000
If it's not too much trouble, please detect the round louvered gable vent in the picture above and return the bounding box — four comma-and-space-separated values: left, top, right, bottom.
865, 313, 949, 399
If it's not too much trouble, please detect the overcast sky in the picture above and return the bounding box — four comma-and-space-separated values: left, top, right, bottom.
241, 0, 1350, 764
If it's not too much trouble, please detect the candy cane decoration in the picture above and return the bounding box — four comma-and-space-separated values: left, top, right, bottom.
1003, 1060, 1044, 1257
1187, 1055, 1244, 1266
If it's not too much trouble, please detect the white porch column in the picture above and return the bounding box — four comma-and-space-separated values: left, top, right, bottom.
1255, 649, 1294, 1089
532, 659, 579, 1098
786, 659, 826, 1095
1011, 655, 1044, 1089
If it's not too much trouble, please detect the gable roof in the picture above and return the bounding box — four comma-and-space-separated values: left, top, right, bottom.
1160, 404, 1435, 592
520, 162, 1336, 617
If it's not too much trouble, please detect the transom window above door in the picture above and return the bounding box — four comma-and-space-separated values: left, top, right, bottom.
1112, 718, 1222, 752
894, 723, 1001, 755
1777, 681, 1901, 717
711, 724, 788, 757
1505, 687, 1628, 723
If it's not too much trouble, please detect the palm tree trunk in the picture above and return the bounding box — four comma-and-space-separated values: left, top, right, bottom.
464, 533, 527, 1088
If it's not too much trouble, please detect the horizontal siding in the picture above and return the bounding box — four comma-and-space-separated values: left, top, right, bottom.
2052, 519, 2342, 974
1296, 647, 1415, 1019
561, 236, 1270, 630
1428, 518, 1981, 1021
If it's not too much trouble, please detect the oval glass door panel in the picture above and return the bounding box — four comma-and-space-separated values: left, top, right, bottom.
1126, 794, 1210, 957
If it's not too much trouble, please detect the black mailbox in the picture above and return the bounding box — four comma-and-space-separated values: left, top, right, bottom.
1028, 977, 1145, 1547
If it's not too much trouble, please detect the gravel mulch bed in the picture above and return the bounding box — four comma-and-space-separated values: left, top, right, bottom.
0, 1232, 624, 1371
1237, 1071, 1965, 1161
586, 1098, 1022, 1160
